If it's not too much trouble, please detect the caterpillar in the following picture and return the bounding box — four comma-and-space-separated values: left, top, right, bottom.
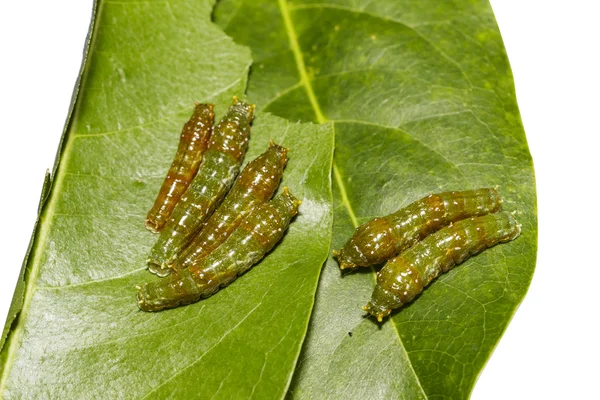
145, 103, 215, 233
173, 141, 288, 273
137, 188, 301, 312
333, 188, 503, 270
363, 211, 521, 322
147, 97, 255, 276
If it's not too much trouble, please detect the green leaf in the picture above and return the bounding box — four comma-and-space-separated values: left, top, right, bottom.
0, 0, 334, 398
215, 0, 537, 398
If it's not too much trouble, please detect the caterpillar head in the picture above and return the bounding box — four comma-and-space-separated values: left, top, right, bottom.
137, 269, 201, 312
144, 218, 161, 234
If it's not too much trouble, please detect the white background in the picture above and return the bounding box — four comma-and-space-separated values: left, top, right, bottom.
0, 1, 598, 398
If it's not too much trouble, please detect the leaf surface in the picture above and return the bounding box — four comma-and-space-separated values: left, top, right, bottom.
0, 0, 334, 398
215, 0, 537, 398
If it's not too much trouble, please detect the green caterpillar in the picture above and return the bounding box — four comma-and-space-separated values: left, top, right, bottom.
145, 103, 214, 233
174, 141, 288, 273
364, 212, 521, 322
333, 188, 503, 270
148, 98, 254, 276
137, 188, 301, 311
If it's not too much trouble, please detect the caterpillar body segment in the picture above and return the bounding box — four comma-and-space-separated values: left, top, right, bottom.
334, 188, 503, 270
174, 141, 288, 272
364, 211, 521, 322
147, 99, 254, 276
145, 103, 215, 233
138, 189, 301, 311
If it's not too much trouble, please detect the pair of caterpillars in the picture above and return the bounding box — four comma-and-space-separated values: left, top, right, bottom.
333, 188, 521, 322
137, 98, 301, 312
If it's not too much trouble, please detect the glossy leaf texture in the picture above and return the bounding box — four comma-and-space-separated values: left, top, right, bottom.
0, 0, 334, 398
215, 0, 537, 398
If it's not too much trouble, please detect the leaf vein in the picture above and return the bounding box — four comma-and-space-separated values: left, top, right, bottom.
139, 301, 263, 399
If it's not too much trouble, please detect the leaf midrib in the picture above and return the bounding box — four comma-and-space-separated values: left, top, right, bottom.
276, 0, 428, 397
277, 0, 326, 125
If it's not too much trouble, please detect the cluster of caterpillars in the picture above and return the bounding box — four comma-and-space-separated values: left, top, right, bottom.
333, 188, 522, 323
137, 97, 301, 312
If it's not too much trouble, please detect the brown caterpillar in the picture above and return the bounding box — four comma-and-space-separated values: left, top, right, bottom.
333, 188, 503, 270
173, 141, 288, 273
147, 97, 254, 276
145, 103, 215, 233
137, 188, 301, 312
363, 211, 521, 322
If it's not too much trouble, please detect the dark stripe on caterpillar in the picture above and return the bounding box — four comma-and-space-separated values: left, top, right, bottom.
363, 211, 521, 322
147, 97, 254, 276
145, 103, 214, 233
333, 188, 503, 270
137, 188, 301, 311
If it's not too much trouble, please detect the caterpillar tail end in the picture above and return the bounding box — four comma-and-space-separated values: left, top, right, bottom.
268, 141, 290, 166
338, 259, 357, 271
333, 249, 357, 270
339, 263, 353, 271
281, 187, 302, 212
269, 140, 289, 155
362, 303, 390, 323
